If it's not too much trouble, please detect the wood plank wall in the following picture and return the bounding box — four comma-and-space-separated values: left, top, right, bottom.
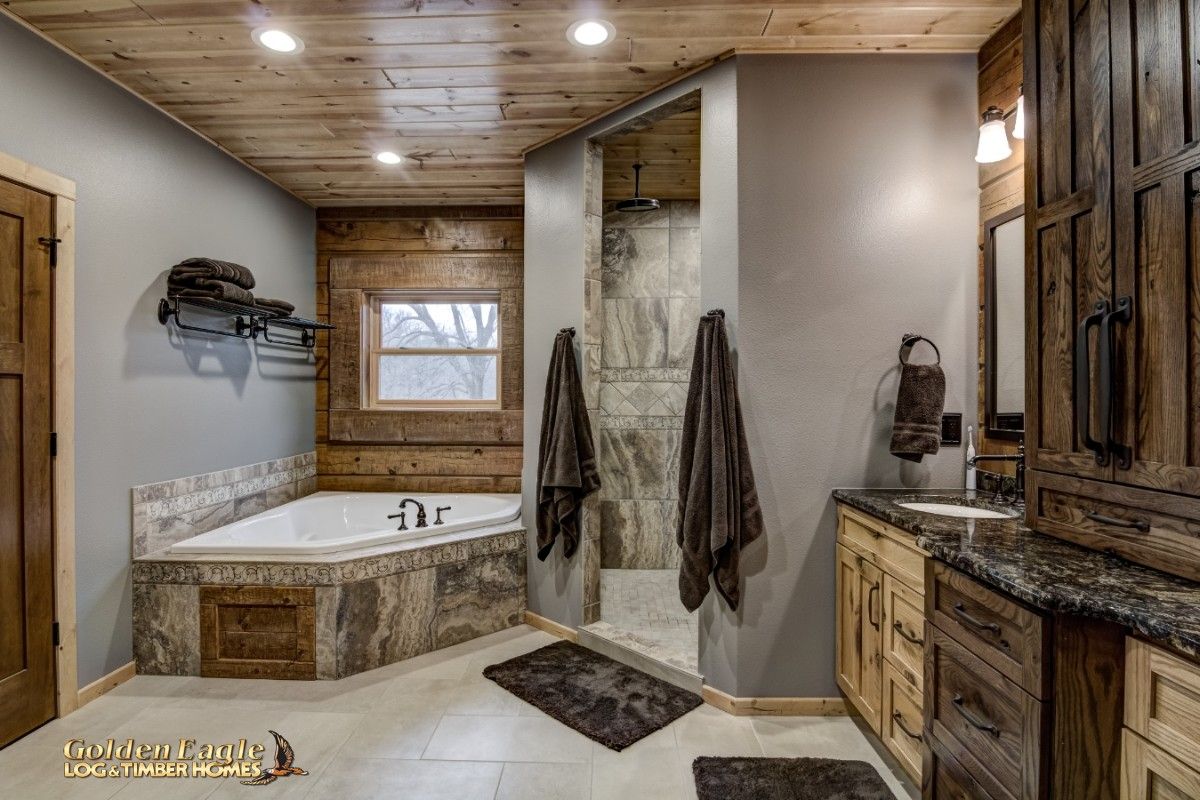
315, 206, 525, 493
977, 14, 1024, 469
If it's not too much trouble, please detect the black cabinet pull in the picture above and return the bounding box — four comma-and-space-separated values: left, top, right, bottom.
1085, 510, 1150, 533
892, 621, 924, 646
1075, 299, 1109, 464
1098, 296, 1133, 469
952, 603, 1000, 635
952, 694, 1001, 736
892, 711, 923, 741
867, 584, 880, 629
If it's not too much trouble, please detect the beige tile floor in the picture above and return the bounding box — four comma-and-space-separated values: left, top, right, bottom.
0, 626, 914, 800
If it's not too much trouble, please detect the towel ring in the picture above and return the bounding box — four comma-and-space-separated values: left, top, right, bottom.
899, 334, 940, 366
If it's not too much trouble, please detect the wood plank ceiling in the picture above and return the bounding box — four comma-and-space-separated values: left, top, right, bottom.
2, 1, 1017, 206
604, 110, 700, 202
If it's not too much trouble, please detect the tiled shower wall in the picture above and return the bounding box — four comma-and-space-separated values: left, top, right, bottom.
599, 200, 700, 569
131, 453, 317, 557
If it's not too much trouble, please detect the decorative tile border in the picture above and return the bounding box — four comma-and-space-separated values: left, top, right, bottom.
600, 415, 684, 430
133, 528, 526, 587
131, 452, 317, 557
600, 367, 691, 383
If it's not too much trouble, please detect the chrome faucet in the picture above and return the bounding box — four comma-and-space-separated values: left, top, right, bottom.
967, 444, 1025, 504
391, 498, 427, 528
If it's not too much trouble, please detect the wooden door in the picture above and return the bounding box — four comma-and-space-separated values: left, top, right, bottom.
1109, 0, 1200, 497
835, 544, 865, 710
857, 558, 884, 733
0, 177, 55, 747
1023, 0, 1116, 482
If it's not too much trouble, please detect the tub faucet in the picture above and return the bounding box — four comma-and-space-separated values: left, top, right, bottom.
966, 444, 1025, 504
434, 506, 451, 525
394, 498, 427, 528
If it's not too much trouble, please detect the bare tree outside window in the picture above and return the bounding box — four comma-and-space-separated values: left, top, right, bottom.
366, 294, 501, 407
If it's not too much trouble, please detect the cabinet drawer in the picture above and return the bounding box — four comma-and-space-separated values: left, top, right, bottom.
883, 573, 925, 686
927, 560, 1047, 697
924, 733, 1001, 800
1126, 638, 1200, 768
839, 507, 926, 590
925, 626, 1042, 800
882, 659, 924, 783
1121, 729, 1200, 800
1028, 471, 1200, 584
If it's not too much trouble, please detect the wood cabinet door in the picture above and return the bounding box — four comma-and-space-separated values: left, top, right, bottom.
1109, 0, 1200, 497
1024, 0, 1116, 482
0, 177, 55, 748
835, 545, 866, 712
857, 558, 884, 733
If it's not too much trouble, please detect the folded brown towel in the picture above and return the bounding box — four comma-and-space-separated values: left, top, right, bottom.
676, 311, 764, 612
169, 257, 256, 290
253, 297, 295, 317
889, 350, 946, 462
167, 278, 256, 307
536, 330, 600, 560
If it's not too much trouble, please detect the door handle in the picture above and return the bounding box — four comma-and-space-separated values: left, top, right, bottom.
892, 621, 924, 646
892, 711, 923, 741
1085, 510, 1150, 533
1098, 296, 1133, 469
867, 583, 880, 629
952, 694, 1001, 737
1075, 299, 1109, 464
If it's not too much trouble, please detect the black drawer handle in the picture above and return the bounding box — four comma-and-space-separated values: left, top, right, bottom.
952, 694, 1000, 737
867, 584, 880, 630
1075, 299, 1109, 465
1085, 510, 1150, 533
952, 603, 1000, 635
892, 621, 924, 646
892, 711, 922, 741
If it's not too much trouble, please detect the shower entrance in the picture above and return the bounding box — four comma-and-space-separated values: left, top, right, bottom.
576, 94, 702, 689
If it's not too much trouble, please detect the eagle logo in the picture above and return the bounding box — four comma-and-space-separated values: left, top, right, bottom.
240, 730, 309, 786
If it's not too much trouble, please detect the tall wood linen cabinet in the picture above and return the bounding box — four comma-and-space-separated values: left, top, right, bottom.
1024, 0, 1200, 582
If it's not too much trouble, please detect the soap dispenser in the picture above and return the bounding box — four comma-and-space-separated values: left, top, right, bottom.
965, 425, 977, 492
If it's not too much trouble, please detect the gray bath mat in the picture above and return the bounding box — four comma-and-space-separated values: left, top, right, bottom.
482, 640, 701, 750
693, 756, 894, 800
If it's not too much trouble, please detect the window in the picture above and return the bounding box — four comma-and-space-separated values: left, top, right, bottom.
365, 292, 502, 409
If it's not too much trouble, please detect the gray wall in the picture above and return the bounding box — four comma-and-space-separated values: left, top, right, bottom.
731, 54, 977, 696
0, 16, 316, 686
525, 53, 977, 697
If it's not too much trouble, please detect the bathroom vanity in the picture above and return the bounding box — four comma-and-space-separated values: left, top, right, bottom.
833, 490, 1200, 799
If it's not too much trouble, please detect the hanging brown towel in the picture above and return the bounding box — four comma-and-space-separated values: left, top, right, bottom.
889, 336, 946, 462
536, 329, 600, 561
676, 310, 764, 612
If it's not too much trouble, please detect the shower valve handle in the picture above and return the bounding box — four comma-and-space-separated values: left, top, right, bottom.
388, 511, 408, 531
434, 506, 451, 525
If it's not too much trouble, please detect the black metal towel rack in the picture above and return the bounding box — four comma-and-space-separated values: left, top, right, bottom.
157, 295, 334, 351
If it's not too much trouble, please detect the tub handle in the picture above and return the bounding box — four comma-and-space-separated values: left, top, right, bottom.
435, 506, 452, 525
388, 511, 408, 531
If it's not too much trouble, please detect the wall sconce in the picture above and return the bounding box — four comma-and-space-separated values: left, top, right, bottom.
1013, 85, 1025, 140
975, 105, 1013, 164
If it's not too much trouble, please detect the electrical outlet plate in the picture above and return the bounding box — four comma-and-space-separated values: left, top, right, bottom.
940, 413, 963, 445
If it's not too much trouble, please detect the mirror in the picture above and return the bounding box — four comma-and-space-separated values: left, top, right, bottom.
985, 208, 1025, 440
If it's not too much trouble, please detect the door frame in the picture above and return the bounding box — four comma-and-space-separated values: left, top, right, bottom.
0, 149, 78, 717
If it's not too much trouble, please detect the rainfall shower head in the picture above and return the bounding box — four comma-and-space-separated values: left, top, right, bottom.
615, 163, 661, 213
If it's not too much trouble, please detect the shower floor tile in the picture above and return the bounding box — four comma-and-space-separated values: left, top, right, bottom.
600, 569, 698, 673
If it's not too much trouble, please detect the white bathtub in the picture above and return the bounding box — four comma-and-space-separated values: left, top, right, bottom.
169, 492, 522, 556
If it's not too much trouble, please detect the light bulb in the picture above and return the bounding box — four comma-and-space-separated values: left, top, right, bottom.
975, 106, 1012, 164
375, 151, 403, 165
568, 19, 615, 47
252, 28, 303, 54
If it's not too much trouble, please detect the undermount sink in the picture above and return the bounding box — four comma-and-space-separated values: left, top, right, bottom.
895, 501, 1018, 520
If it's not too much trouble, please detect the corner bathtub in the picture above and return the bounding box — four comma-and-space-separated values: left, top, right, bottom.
169, 491, 522, 556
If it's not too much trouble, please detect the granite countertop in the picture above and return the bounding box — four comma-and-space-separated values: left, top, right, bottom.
833, 488, 1200, 660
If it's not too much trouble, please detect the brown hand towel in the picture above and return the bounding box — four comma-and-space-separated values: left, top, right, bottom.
167, 278, 256, 307
536, 330, 600, 561
676, 311, 764, 612
889, 358, 946, 463
169, 257, 256, 290
253, 297, 296, 317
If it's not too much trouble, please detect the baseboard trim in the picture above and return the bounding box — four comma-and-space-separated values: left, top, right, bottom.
702, 685, 849, 716
523, 611, 579, 643
75, 662, 135, 709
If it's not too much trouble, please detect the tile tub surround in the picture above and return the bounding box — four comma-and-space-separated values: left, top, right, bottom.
832, 488, 1200, 660
599, 200, 699, 571
133, 525, 526, 680
131, 452, 318, 557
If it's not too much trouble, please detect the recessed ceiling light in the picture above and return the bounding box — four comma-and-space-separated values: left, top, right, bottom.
567, 19, 615, 47
374, 151, 403, 165
252, 27, 303, 54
